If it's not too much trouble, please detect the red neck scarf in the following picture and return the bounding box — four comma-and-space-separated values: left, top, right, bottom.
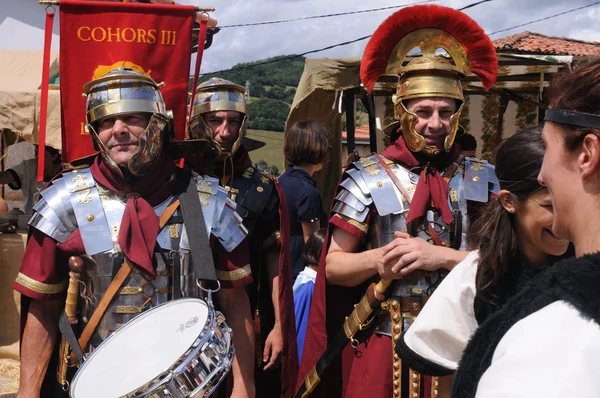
382, 136, 461, 226
90, 152, 176, 277
185, 146, 253, 178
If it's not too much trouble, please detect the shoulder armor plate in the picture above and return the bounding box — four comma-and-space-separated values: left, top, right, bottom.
354, 155, 409, 216
463, 157, 499, 203
233, 165, 278, 221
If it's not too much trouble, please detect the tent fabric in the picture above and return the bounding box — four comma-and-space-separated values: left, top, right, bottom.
286, 58, 361, 213
0, 50, 60, 149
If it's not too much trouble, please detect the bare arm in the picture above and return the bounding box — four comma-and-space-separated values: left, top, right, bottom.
262, 252, 282, 370
18, 299, 63, 398
301, 221, 320, 243
0, 170, 16, 185
217, 287, 255, 398
325, 227, 384, 287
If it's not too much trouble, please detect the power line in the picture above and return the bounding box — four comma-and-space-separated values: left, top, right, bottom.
200, 0, 494, 76
488, 1, 600, 35
216, 0, 437, 29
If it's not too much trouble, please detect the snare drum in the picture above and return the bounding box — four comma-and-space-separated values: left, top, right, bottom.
70, 298, 233, 397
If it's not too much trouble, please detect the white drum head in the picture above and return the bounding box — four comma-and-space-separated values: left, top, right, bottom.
70, 298, 209, 398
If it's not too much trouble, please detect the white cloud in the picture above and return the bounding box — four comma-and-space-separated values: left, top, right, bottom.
3, 0, 600, 73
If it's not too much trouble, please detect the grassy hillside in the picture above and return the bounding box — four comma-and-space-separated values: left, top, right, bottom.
193, 56, 306, 133
246, 129, 285, 175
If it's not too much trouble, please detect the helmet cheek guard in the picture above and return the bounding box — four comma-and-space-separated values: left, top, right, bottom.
189, 77, 247, 157
360, 4, 497, 155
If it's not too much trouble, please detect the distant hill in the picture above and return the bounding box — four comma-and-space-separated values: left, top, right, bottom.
192, 56, 306, 132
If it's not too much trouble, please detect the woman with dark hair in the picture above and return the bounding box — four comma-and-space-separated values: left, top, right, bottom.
451, 59, 600, 397
279, 120, 331, 280
293, 228, 326, 363
395, 126, 570, 395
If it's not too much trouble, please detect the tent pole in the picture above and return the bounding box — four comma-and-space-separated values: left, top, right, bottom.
344, 91, 356, 155
361, 94, 378, 154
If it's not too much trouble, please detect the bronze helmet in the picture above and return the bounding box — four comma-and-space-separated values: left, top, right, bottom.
360, 5, 498, 156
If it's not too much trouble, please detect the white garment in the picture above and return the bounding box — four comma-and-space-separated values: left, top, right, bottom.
8, 158, 38, 215
403, 250, 479, 371
475, 300, 600, 397
293, 267, 317, 295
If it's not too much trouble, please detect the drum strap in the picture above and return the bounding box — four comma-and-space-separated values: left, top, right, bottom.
63, 197, 181, 364
178, 176, 218, 283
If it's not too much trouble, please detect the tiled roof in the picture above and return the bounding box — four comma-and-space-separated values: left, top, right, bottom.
342, 125, 370, 141
493, 31, 600, 57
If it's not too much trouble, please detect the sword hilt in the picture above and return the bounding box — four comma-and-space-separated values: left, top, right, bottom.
65, 256, 84, 325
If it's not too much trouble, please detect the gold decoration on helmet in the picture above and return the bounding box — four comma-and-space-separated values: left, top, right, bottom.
360, 5, 497, 155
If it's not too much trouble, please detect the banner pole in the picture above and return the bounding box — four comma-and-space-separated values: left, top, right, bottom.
37, 7, 55, 183
186, 17, 209, 138
37, 1, 215, 12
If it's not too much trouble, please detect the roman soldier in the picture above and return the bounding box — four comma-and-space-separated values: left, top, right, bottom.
185, 77, 299, 398
13, 68, 253, 397
297, 5, 498, 398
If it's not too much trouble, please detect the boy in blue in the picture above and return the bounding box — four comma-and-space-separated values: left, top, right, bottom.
293, 228, 325, 363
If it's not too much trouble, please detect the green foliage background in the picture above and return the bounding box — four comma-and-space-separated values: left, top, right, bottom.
194, 56, 306, 132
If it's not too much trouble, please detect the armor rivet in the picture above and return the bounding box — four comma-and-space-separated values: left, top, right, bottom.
412, 382, 418, 389
257, 186, 264, 192
391, 300, 399, 309
394, 390, 399, 397
413, 393, 419, 398
394, 334, 400, 342
412, 373, 418, 381
393, 362, 400, 370
393, 371, 399, 378
393, 314, 400, 322
381, 301, 389, 311
376, 181, 383, 188
433, 391, 438, 398
86, 214, 95, 222
412, 302, 419, 310
393, 381, 399, 388
393, 325, 401, 333
394, 354, 399, 361
434, 380, 439, 388
473, 176, 480, 182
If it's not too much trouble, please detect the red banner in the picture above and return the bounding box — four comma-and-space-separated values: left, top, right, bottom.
59, 0, 194, 162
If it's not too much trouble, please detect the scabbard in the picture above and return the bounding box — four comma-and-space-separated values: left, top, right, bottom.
295, 281, 389, 398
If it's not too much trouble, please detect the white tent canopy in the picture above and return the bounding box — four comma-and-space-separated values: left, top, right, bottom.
0, 49, 60, 149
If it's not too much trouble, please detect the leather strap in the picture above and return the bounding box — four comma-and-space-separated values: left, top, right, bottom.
59, 312, 84, 364
373, 154, 445, 247
72, 197, 180, 359
178, 177, 217, 282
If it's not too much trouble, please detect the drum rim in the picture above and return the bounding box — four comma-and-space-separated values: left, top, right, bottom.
69, 298, 213, 397
137, 320, 235, 397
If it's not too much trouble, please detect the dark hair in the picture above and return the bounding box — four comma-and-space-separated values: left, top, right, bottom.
469, 126, 545, 308
547, 59, 600, 150
455, 131, 477, 151
303, 228, 326, 267
284, 120, 331, 165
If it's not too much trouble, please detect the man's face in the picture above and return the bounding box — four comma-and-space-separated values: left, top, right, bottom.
203, 110, 242, 152
405, 97, 457, 150
97, 113, 150, 167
